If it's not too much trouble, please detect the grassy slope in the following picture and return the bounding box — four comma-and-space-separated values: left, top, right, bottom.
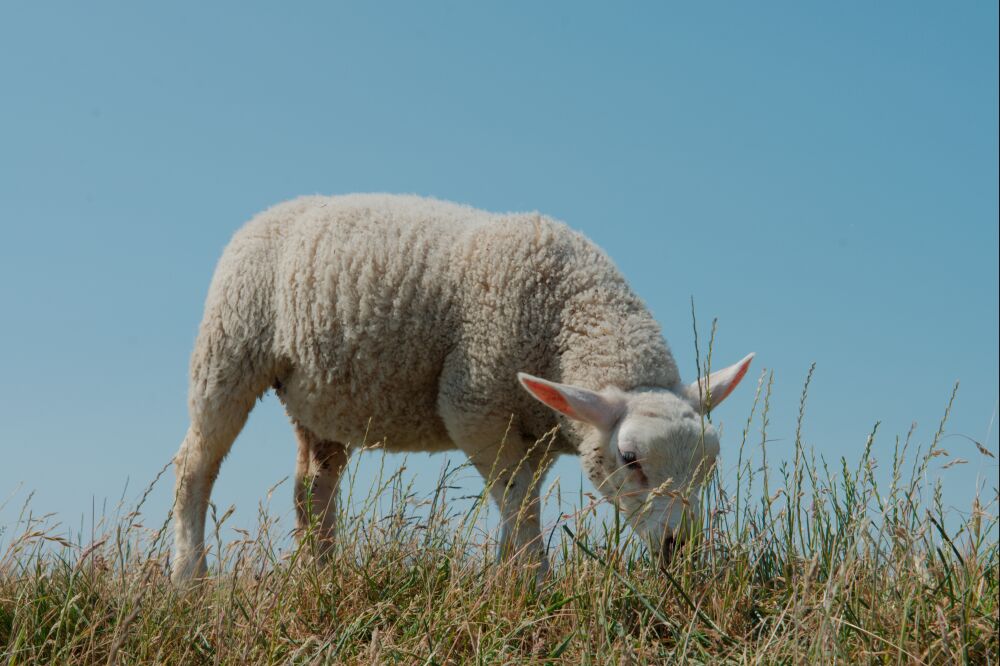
1, 377, 997, 664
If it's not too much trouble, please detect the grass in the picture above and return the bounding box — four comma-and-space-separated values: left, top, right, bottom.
1, 369, 997, 664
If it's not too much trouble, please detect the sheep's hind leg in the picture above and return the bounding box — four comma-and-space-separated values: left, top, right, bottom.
172, 389, 260, 585
293, 424, 348, 561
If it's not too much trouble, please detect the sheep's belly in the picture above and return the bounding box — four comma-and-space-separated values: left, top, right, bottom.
276, 370, 456, 453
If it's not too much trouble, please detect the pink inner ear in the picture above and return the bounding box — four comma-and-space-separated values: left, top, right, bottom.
524, 379, 575, 418
716, 356, 751, 403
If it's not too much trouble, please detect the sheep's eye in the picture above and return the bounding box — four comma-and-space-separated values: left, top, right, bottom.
620, 450, 640, 470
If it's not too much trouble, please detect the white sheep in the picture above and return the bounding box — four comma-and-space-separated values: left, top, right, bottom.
171, 193, 753, 583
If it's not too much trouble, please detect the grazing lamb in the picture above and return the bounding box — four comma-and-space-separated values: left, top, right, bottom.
171, 193, 753, 583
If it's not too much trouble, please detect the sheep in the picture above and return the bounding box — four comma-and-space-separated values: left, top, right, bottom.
171, 193, 753, 583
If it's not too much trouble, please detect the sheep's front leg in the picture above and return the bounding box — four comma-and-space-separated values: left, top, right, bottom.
293, 425, 348, 560
462, 440, 550, 574
494, 465, 545, 566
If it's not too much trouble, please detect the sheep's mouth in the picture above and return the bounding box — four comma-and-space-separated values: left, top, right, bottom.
659, 532, 677, 563
649, 530, 681, 566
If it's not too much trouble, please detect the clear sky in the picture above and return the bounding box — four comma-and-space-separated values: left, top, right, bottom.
1, 3, 997, 542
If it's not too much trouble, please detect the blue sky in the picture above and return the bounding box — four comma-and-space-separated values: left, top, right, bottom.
1, 3, 996, 542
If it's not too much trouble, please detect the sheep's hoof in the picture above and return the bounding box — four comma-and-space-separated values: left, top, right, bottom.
170, 552, 208, 589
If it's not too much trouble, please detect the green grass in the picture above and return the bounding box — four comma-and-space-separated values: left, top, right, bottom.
1, 373, 997, 664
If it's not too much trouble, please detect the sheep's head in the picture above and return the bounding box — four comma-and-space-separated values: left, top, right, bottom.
518, 353, 753, 561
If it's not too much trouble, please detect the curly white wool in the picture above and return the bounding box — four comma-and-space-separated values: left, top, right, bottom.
171, 193, 751, 583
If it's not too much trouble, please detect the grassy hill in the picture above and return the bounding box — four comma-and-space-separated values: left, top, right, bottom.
2, 382, 997, 664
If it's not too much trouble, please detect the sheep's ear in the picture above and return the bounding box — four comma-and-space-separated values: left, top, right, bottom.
517, 373, 622, 431
683, 353, 755, 414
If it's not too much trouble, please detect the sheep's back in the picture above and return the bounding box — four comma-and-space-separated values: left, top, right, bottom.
242, 195, 473, 446
220, 193, 673, 449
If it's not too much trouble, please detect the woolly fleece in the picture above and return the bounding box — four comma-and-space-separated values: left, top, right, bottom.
171, 193, 743, 583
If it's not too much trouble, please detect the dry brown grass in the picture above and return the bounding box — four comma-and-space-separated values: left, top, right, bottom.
2, 378, 997, 664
